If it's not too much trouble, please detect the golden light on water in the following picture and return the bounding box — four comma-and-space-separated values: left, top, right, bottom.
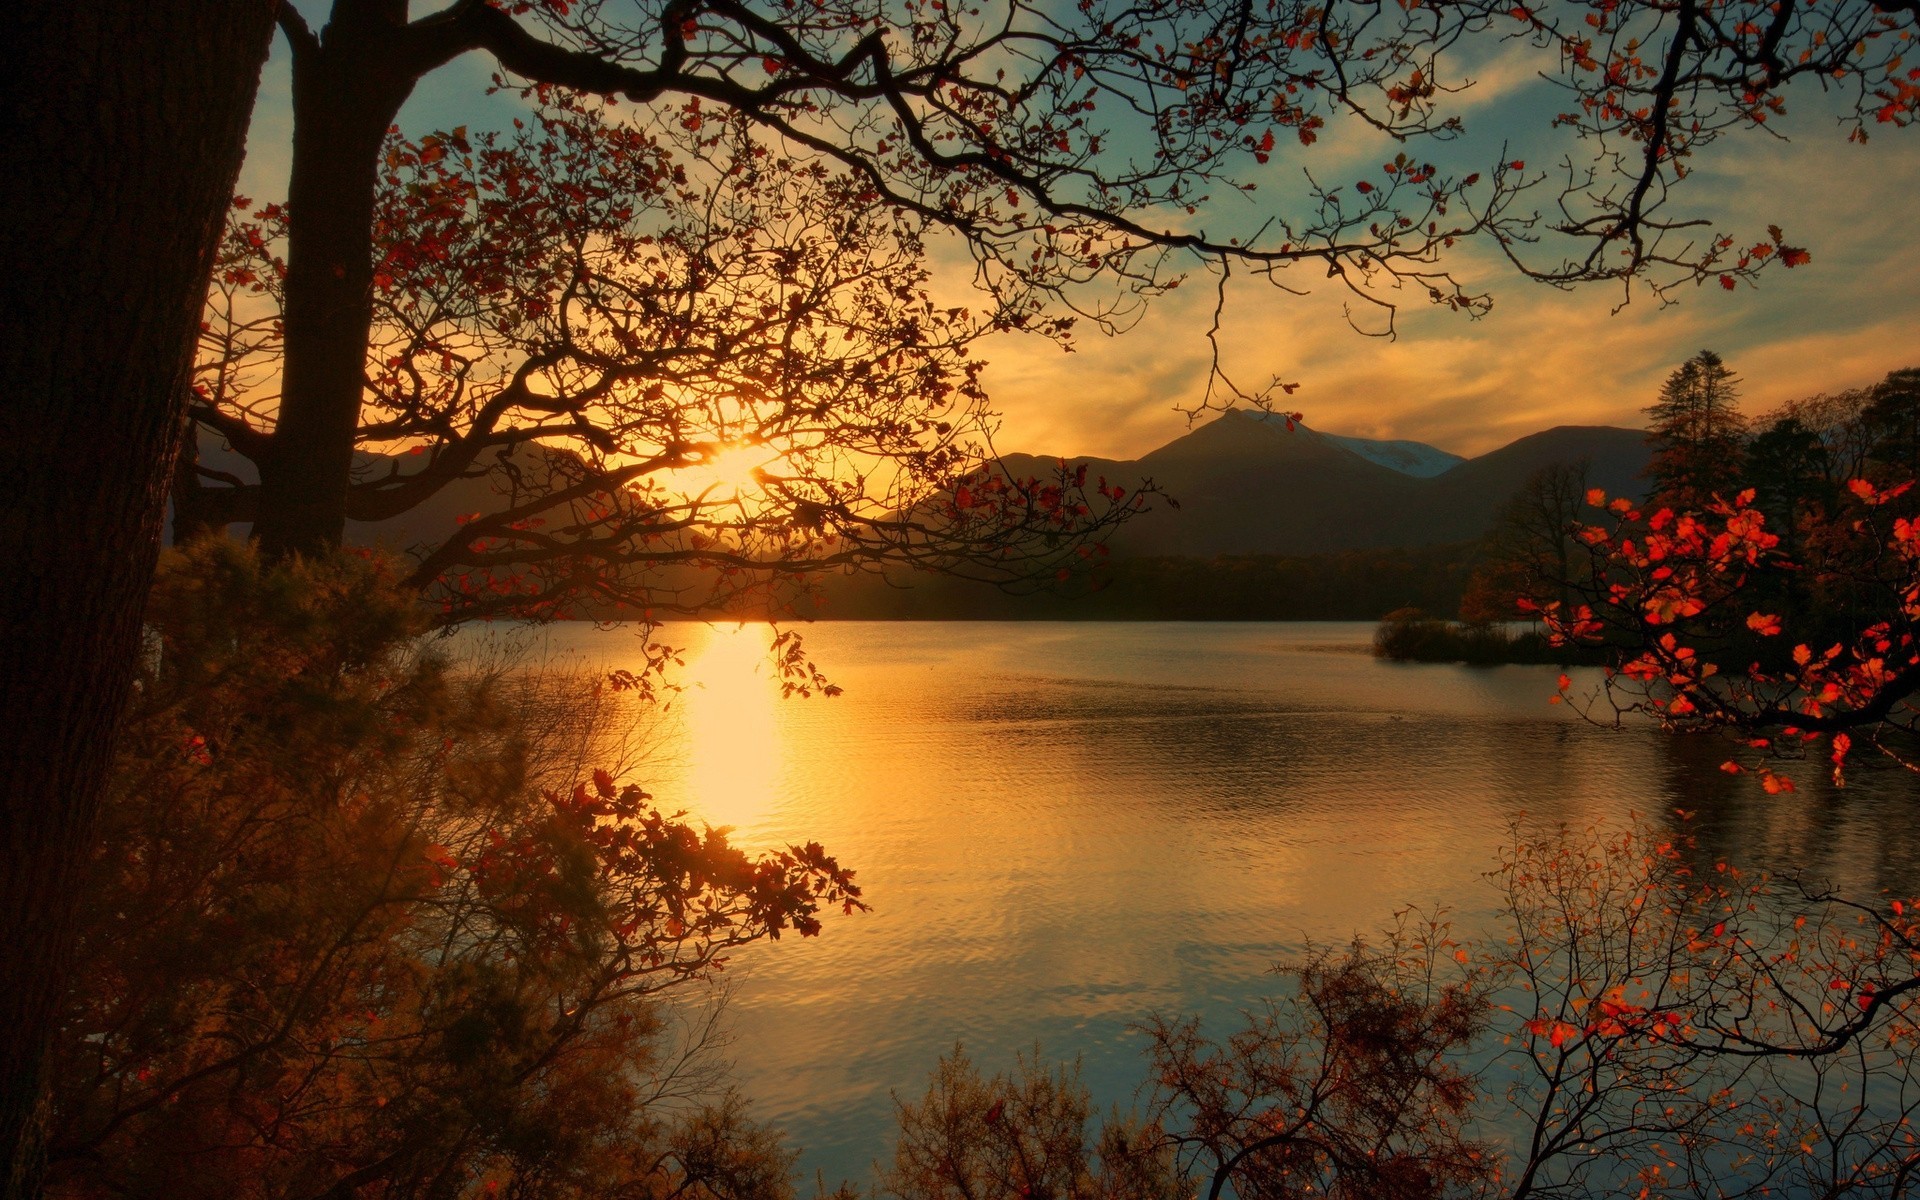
680, 623, 783, 832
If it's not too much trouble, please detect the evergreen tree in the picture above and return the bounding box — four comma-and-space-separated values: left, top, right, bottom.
1644, 349, 1747, 509
1862, 365, 1920, 482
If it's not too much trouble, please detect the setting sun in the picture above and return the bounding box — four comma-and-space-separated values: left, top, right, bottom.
683, 442, 777, 499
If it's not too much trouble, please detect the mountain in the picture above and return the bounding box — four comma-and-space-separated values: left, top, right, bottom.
1238, 413, 1466, 478
1409, 425, 1651, 544
1001, 411, 1650, 558
1315, 432, 1464, 477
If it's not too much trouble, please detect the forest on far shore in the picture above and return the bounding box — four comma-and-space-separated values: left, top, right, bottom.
805, 544, 1482, 621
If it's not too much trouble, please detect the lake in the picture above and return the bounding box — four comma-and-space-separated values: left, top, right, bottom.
465, 620, 1920, 1186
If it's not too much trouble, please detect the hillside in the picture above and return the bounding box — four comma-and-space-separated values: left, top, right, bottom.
1000, 412, 1648, 558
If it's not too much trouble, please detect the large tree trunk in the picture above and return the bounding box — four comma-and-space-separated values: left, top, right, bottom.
0, 6, 276, 1197
254, 2, 418, 559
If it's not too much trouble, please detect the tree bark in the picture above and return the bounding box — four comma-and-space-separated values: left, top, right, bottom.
0, 6, 276, 1197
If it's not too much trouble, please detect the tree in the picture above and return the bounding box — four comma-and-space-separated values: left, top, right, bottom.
1863, 366, 1920, 484
1461, 460, 1591, 623
884, 1047, 1182, 1200
188, 91, 1144, 623
1542, 473, 1918, 784
1741, 411, 1831, 623
1644, 350, 1747, 511
0, 9, 279, 1196
175, 0, 1908, 609
43, 541, 863, 1200
193, 0, 1497, 571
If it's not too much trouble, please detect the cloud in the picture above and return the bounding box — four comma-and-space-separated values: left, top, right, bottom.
984, 106, 1920, 460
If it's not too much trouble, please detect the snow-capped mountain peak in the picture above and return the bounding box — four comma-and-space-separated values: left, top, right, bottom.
1240, 411, 1465, 477
1316, 432, 1464, 478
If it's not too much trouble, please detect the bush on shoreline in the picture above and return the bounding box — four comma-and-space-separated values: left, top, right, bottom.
1371, 607, 1608, 666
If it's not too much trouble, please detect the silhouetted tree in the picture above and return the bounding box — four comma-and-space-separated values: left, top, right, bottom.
1864, 366, 1920, 483
1767, 387, 1879, 487
0, 10, 277, 1196
186, 94, 1147, 623
1743, 412, 1830, 620
198, 0, 1515, 568
1461, 459, 1591, 622
1644, 349, 1747, 510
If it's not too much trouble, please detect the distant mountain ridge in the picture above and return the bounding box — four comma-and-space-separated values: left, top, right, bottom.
999, 410, 1651, 558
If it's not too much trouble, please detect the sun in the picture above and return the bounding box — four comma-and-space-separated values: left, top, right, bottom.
683, 442, 776, 497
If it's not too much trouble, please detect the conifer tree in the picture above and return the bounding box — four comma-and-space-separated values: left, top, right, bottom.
1644, 350, 1747, 509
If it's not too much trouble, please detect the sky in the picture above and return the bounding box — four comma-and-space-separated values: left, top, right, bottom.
241, 5, 1920, 463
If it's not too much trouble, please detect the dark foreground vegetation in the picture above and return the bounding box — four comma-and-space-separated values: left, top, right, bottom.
45, 541, 862, 1200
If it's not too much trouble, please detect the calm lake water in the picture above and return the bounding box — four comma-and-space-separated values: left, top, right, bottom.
463, 620, 1919, 1185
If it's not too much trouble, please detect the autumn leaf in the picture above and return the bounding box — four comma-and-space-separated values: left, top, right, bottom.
1746, 612, 1782, 636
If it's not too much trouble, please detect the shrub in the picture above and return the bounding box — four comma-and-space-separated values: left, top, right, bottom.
45, 539, 861, 1200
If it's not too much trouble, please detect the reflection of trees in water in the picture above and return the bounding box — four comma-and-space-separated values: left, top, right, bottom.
1652, 729, 1920, 899
961, 679, 1918, 909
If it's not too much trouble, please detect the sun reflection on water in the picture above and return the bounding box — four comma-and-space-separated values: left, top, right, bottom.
680, 624, 783, 833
